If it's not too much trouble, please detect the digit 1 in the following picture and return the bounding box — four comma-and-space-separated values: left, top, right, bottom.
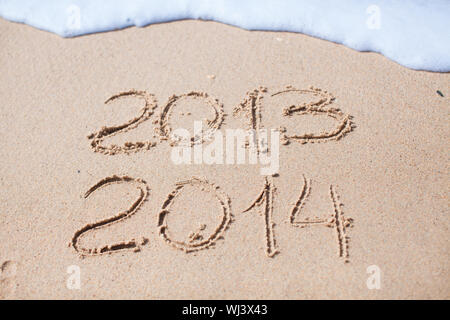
243, 177, 278, 257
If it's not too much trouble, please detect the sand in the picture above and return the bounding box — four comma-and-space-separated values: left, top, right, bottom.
0, 18, 448, 299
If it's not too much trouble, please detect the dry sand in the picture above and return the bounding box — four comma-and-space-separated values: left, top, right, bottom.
0, 18, 448, 299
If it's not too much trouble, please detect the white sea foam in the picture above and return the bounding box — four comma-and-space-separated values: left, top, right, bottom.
0, 0, 448, 72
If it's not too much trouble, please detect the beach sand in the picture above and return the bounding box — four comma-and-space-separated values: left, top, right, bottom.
0, 18, 448, 299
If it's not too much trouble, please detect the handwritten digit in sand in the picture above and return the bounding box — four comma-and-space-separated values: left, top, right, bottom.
274, 86, 354, 144
88, 90, 158, 155
157, 177, 232, 253
234, 86, 354, 147
233, 87, 266, 153
243, 178, 279, 257
71, 175, 149, 257
329, 185, 352, 261
290, 176, 353, 262
159, 92, 225, 146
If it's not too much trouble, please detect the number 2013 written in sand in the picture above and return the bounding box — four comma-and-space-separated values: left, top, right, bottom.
71, 86, 354, 261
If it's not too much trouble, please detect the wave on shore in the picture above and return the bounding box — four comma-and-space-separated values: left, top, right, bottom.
0, 0, 448, 72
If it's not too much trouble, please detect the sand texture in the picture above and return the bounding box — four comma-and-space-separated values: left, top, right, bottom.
0, 18, 448, 299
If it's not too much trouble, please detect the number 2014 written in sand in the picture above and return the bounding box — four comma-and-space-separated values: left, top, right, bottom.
70, 86, 355, 261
